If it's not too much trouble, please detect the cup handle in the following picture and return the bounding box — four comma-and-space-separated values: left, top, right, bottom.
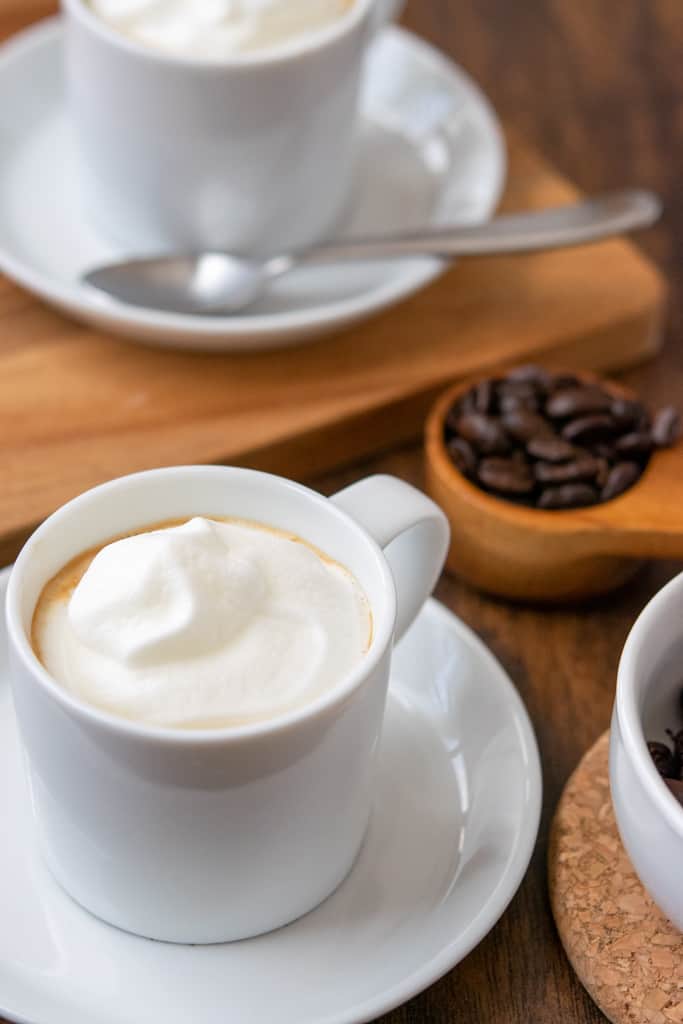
331, 475, 450, 643
372, 0, 405, 32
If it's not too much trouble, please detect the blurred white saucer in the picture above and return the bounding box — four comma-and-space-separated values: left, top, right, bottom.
0, 20, 505, 351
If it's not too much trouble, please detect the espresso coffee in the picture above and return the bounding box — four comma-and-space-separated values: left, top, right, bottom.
87, 0, 357, 59
32, 517, 372, 729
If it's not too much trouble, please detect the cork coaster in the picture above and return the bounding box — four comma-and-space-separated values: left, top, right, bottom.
548, 731, 683, 1024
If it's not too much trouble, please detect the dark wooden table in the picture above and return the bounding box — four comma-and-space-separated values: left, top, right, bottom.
312, 2, 683, 1021
0, 2, 680, 1023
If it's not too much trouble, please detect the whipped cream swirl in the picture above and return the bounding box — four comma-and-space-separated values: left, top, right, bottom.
34, 517, 371, 728
87, 0, 355, 59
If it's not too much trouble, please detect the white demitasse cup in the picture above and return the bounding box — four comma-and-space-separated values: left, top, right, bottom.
610, 570, 683, 931
62, 0, 404, 252
6, 467, 448, 943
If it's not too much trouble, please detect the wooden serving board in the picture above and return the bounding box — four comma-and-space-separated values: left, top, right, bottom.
549, 733, 683, 1024
0, 11, 666, 563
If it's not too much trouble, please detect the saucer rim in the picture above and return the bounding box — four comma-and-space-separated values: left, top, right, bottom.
0, 18, 506, 348
0, 563, 541, 1024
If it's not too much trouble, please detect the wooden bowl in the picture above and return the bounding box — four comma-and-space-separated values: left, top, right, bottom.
425, 375, 683, 602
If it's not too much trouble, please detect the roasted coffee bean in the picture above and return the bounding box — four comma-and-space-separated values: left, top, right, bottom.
615, 431, 653, 457
501, 408, 553, 443
600, 461, 641, 501
461, 389, 478, 414
447, 437, 477, 476
611, 398, 646, 432
474, 379, 494, 414
648, 741, 678, 779
446, 390, 481, 432
648, 702, 683, 798
477, 457, 535, 495
525, 436, 577, 462
497, 380, 539, 410
665, 778, 683, 806
546, 386, 613, 419
537, 483, 598, 509
594, 442, 618, 462
595, 458, 610, 489
667, 728, 683, 764
455, 412, 510, 454
443, 367, 680, 511
447, 390, 477, 426
561, 414, 617, 444
652, 406, 681, 447
506, 364, 552, 392
534, 456, 602, 485
499, 392, 540, 414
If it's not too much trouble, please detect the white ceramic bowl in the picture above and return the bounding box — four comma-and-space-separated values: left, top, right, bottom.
610, 571, 683, 930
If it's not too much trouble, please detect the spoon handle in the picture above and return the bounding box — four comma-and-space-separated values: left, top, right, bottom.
284, 189, 661, 267
591, 443, 683, 562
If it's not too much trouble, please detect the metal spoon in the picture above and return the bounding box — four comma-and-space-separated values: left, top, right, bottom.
82, 189, 661, 316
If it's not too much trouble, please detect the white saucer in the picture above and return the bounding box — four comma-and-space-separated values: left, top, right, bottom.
0, 20, 505, 351
0, 567, 540, 1024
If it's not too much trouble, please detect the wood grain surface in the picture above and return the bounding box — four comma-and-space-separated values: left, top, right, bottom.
0, 131, 663, 565
1, 2, 682, 1024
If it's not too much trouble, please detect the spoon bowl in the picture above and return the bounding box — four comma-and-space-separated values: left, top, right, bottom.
425, 373, 683, 603
82, 190, 661, 316
85, 254, 273, 316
